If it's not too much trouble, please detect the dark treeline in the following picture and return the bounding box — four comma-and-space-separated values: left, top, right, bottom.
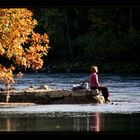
1, 8, 140, 73
31, 8, 140, 73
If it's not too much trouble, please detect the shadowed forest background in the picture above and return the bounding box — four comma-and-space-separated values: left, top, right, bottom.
1, 7, 140, 73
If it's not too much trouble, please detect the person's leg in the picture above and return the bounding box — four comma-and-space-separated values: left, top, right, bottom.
97, 86, 110, 102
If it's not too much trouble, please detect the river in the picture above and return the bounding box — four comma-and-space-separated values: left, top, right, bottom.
0, 73, 140, 132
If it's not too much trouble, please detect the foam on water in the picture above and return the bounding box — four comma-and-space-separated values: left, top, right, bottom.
0, 101, 139, 114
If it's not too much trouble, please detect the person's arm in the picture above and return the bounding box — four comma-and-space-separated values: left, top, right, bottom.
95, 74, 100, 86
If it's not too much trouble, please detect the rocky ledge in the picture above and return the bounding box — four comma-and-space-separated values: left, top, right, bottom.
0, 85, 105, 104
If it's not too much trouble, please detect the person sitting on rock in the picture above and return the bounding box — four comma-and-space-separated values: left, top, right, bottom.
88, 65, 111, 102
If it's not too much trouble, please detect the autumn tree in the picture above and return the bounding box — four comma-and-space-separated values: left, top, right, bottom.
0, 8, 50, 102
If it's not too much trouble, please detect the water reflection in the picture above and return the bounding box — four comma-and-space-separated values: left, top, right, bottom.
0, 112, 101, 132
0, 115, 17, 131
73, 112, 100, 132
0, 112, 140, 132
89, 112, 100, 132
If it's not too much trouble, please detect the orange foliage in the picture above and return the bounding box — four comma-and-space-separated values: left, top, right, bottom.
0, 8, 50, 87
0, 65, 15, 85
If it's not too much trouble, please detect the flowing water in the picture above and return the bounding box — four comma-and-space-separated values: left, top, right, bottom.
0, 73, 140, 132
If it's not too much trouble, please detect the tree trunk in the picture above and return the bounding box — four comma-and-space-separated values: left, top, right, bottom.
6, 84, 10, 103
64, 9, 74, 59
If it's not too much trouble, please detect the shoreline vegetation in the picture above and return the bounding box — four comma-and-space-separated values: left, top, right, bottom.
37, 62, 140, 74
31, 8, 140, 75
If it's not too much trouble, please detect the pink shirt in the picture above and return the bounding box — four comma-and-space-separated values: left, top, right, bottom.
89, 73, 100, 87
